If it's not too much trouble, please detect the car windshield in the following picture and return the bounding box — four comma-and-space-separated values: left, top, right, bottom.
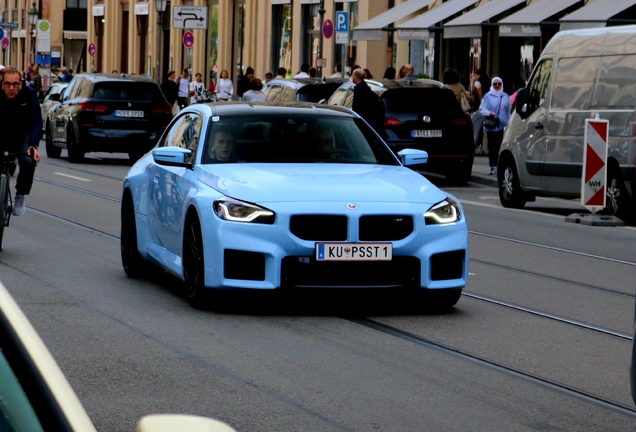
202, 113, 399, 165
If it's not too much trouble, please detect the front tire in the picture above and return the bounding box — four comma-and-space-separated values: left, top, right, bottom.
120, 193, 150, 278
498, 156, 527, 209
604, 166, 630, 221
183, 216, 210, 309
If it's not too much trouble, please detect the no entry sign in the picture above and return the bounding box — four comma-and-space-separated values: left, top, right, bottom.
581, 117, 609, 212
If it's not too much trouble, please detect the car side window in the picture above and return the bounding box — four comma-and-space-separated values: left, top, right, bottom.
328, 87, 348, 106
526, 59, 553, 108
63, 79, 78, 101
161, 113, 203, 164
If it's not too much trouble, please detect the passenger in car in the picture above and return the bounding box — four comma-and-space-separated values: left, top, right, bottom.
206, 129, 237, 163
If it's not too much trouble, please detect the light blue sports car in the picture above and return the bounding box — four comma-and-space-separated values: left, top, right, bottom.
121, 102, 468, 309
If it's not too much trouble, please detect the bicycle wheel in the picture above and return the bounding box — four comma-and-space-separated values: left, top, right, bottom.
0, 174, 10, 251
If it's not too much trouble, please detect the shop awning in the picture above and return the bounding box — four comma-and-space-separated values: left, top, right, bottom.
498, 0, 581, 37
444, 0, 527, 39
353, 0, 430, 41
560, 0, 636, 30
395, 0, 480, 40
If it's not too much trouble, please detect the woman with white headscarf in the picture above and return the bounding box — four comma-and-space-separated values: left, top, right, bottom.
479, 77, 511, 175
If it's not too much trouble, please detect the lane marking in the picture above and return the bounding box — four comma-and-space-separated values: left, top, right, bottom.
53, 172, 92, 182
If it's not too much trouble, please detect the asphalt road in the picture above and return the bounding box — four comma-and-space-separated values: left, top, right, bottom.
1, 151, 636, 431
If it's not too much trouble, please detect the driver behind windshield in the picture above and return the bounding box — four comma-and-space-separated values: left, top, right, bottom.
206, 128, 237, 163
313, 128, 336, 155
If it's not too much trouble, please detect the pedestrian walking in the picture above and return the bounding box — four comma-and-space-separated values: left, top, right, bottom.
471, 68, 491, 154
237, 67, 254, 98
241, 78, 268, 102
189, 72, 206, 104
217, 69, 234, 101
479, 77, 511, 175
351, 68, 384, 132
443, 68, 472, 114
176, 68, 190, 109
160, 71, 178, 106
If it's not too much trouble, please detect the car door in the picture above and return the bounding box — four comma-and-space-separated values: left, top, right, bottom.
513, 58, 553, 190
148, 111, 204, 254
51, 78, 79, 145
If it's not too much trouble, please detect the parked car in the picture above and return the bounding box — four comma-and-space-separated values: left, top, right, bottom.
327, 79, 474, 185
500, 25, 636, 222
47, 73, 173, 162
261, 77, 345, 103
121, 102, 468, 310
0, 280, 235, 431
40, 82, 68, 134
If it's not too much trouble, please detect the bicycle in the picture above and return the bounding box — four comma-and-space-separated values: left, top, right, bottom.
0, 151, 27, 251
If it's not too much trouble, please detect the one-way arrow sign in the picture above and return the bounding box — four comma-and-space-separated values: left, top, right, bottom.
173, 6, 208, 30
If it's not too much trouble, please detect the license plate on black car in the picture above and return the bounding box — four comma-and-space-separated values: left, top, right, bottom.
115, 110, 144, 118
411, 130, 442, 138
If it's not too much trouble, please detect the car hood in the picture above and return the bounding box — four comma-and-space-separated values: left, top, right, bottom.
197, 163, 446, 204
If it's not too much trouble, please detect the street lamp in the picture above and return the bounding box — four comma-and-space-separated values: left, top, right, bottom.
27, 2, 39, 65
154, 0, 168, 82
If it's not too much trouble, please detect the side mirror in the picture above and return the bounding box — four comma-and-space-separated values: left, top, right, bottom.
152, 146, 193, 169
515, 87, 529, 118
398, 148, 428, 166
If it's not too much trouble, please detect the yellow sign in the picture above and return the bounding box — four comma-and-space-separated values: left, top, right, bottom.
0, 6, 4, 15
38, 21, 50, 32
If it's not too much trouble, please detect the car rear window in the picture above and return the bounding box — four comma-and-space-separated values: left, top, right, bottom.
297, 83, 341, 103
382, 88, 462, 116
92, 82, 164, 102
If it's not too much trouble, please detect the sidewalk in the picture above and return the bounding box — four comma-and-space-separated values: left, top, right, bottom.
470, 153, 498, 188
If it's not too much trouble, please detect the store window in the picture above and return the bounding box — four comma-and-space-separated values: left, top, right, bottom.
301, 4, 320, 69
271, 4, 292, 76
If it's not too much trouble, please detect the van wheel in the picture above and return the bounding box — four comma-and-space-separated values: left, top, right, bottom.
498, 157, 527, 209
604, 167, 630, 221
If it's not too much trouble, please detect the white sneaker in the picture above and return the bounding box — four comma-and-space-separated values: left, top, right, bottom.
13, 194, 25, 216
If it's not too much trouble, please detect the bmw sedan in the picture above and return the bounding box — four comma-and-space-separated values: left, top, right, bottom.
121, 102, 468, 309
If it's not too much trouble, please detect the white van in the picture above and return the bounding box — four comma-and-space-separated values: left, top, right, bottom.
499, 25, 636, 221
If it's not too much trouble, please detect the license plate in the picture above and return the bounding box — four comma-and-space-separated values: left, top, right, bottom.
411, 130, 442, 138
115, 110, 144, 118
316, 243, 392, 261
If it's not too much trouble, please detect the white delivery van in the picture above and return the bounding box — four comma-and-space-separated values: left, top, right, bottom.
499, 25, 636, 221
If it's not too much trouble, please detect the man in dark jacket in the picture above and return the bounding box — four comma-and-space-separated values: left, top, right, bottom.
160, 70, 178, 106
0, 67, 42, 216
351, 69, 384, 132
237, 66, 254, 98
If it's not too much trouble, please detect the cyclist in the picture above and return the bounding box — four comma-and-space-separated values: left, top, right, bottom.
0, 66, 42, 216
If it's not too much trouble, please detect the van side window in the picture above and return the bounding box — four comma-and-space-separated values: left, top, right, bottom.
526, 59, 553, 109
551, 57, 596, 110
593, 55, 636, 109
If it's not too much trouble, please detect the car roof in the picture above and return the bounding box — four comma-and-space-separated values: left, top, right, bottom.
264, 77, 347, 89
73, 72, 157, 84
198, 101, 357, 118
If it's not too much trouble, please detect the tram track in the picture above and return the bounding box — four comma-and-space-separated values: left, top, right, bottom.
349, 317, 636, 418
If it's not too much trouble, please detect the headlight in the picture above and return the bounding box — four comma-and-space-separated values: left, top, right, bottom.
213, 198, 275, 224
424, 198, 462, 225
